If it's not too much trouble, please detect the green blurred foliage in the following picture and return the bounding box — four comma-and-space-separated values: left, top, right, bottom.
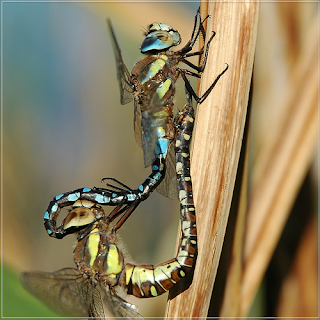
2, 264, 61, 318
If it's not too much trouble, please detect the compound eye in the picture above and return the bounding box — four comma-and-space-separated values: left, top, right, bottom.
158, 23, 172, 32
63, 207, 95, 229
141, 24, 181, 53
148, 22, 160, 32
169, 30, 181, 46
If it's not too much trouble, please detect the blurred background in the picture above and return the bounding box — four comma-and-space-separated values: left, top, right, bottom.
2, 1, 318, 318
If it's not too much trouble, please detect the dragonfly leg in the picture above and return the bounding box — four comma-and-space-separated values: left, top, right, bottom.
111, 201, 140, 233
101, 177, 133, 192
179, 31, 216, 73
178, 7, 208, 55
178, 63, 229, 104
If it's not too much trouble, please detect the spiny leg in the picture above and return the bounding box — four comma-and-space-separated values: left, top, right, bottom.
101, 177, 133, 192
111, 201, 140, 233
179, 31, 216, 73
178, 63, 229, 104
178, 7, 209, 55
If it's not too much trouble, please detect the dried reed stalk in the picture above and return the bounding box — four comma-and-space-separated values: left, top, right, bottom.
276, 216, 318, 317
238, 17, 318, 316
219, 123, 251, 317
165, 1, 259, 317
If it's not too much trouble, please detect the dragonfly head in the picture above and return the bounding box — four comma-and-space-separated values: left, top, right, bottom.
62, 200, 105, 235
141, 22, 181, 53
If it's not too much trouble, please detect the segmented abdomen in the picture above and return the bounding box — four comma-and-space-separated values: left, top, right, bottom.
125, 103, 196, 298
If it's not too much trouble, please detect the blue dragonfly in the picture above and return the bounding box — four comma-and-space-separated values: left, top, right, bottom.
44, 8, 228, 238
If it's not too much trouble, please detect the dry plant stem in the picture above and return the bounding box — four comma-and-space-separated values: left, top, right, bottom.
219, 124, 251, 317
165, 1, 259, 318
240, 18, 318, 316
277, 216, 318, 317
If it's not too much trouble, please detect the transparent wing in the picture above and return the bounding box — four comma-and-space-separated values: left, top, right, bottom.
134, 100, 143, 149
156, 142, 178, 199
89, 285, 105, 319
102, 288, 144, 319
21, 268, 144, 319
20, 268, 95, 317
107, 19, 133, 105
140, 109, 159, 168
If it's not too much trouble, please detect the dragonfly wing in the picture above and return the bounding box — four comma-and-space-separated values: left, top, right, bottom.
20, 268, 93, 317
107, 19, 133, 105
102, 288, 144, 319
89, 286, 105, 319
156, 142, 178, 199
141, 112, 159, 168
134, 100, 143, 149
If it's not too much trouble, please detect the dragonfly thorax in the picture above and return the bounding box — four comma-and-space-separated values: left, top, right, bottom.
61, 203, 125, 286
74, 226, 125, 286
141, 23, 181, 53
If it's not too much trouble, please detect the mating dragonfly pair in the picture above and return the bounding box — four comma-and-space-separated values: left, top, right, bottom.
21, 8, 228, 319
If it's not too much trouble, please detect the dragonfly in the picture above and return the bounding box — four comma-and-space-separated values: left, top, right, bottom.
22, 201, 144, 319
106, 7, 228, 201
44, 8, 228, 239
22, 102, 196, 318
